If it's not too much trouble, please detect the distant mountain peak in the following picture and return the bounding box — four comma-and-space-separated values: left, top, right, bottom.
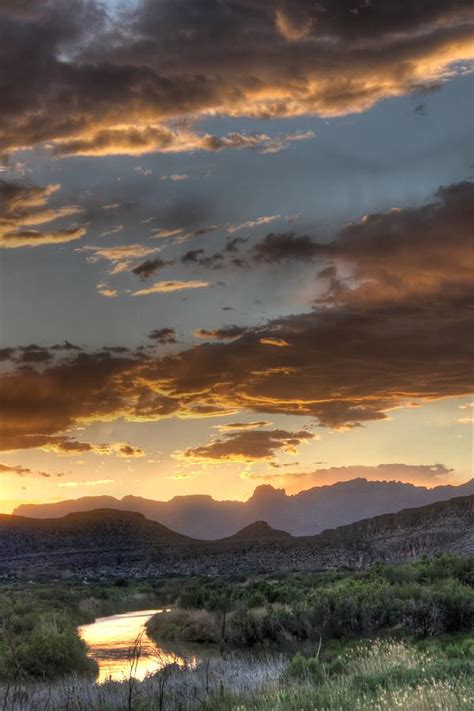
11, 477, 474, 540
250, 484, 287, 502
223, 520, 292, 541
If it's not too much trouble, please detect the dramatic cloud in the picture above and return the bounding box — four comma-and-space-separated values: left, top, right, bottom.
194, 326, 247, 341
247, 181, 474, 307
0, 351, 160, 451
0, 1, 473, 155
52, 127, 314, 158
132, 280, 209, 296
175, 428, 314, 463
0, 180, 86, 248
1, 181, 473, 450
318, 181, 474, 306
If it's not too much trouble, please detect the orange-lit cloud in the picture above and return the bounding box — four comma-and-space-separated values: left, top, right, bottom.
0, 180, 86, 248
132, 280, 209, 296
194, 327, 247, 341
250, 463, 457, 491
39, 438, 144, 457
79, 244, 161, 275
215, 421, 272, 431
175, 427, 314, 463
260, 337, 291, 347
0, 181, 473, 449
0, 2, 473, 155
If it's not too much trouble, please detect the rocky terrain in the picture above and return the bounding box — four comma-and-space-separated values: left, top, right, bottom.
13, 477, 474, 538
0, 495, 472, 580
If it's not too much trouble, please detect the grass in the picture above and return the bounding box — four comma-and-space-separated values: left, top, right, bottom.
0, 638, 472, 710
0, 556, 472, 708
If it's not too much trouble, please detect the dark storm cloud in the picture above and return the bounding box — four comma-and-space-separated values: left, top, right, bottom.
0, 181, 473, 448
0, 1, 473, 155
176, 428, 314, 463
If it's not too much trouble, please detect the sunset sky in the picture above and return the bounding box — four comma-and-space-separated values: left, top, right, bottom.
0, 0, 473, 513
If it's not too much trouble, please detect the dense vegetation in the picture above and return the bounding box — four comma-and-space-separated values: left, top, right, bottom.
0, 579, 161, 680
0, 556, 473, 709
147, 554, 474, 647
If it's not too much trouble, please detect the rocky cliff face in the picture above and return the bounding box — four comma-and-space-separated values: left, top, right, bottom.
0, 495, 472, 580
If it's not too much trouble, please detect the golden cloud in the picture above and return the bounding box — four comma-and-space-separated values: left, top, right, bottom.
174, 427, 314, 463
132, 280, 209, 296
0, 180, 86, 248
0, 181, 473, 449
0, 2, 473, 155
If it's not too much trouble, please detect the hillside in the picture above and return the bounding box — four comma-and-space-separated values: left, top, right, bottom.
221, 520, 293, 541
0, 508, 195, 569
1, 495, 472, 580
13, 477, 474, 538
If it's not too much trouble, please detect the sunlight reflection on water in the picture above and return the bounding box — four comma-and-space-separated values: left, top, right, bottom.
79, 609, 193, 683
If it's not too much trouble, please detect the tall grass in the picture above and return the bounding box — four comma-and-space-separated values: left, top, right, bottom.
0, 639, 472, 710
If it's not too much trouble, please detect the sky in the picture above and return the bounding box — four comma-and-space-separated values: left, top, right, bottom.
0, 0, 473, 512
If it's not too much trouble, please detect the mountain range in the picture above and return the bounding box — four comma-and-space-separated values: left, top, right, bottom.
1, 495, 473, 580
13, 478, 474, 538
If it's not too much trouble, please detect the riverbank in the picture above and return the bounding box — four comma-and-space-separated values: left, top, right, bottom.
0, 638, 472, 710
146, 555, 474, 649
1, 558, 473, 709
0, 579, 165, 680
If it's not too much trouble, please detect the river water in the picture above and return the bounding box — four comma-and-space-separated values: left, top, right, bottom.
79, 609, 195, 683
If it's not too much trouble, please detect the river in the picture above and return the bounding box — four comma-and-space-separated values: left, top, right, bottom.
79, 609, 196, 683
